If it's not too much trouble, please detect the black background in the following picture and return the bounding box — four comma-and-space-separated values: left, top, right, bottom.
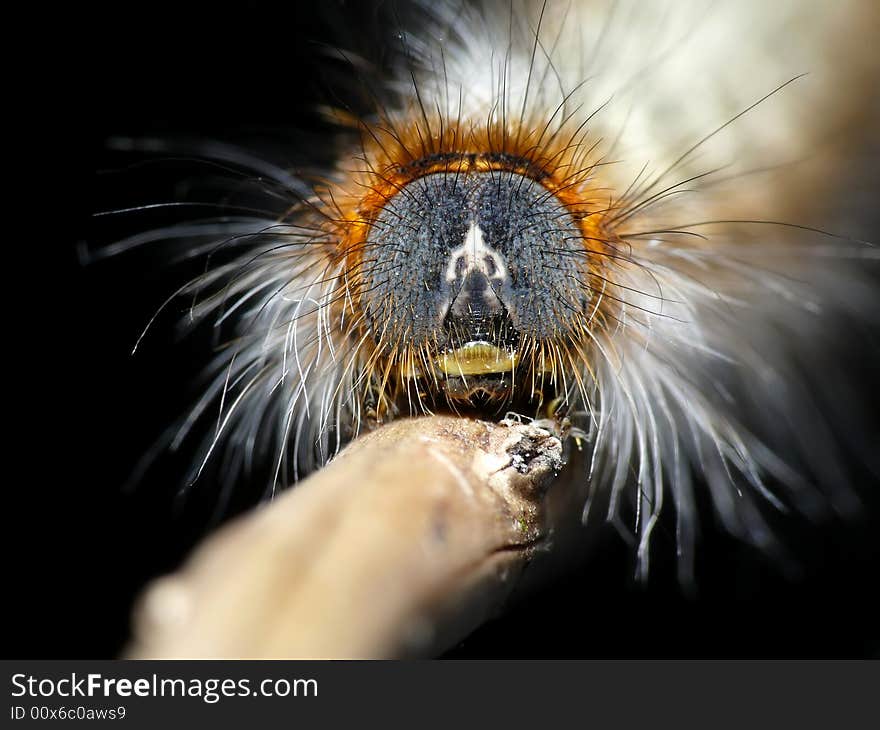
12, 2, 879, 658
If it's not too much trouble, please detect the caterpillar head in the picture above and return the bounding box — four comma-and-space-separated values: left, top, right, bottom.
322, 118, 615, 423
359, 169, 592, 411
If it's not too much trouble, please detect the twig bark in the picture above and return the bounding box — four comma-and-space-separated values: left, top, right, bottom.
127, 414, 572, 658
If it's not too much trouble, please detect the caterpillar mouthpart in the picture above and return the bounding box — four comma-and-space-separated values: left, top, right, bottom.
435, 343, 519, 377
432, 341, 523, 410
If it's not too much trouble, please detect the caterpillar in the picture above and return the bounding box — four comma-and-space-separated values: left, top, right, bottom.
95, 0, 879, 586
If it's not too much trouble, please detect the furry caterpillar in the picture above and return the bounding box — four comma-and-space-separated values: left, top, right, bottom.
104, 0, 879, 583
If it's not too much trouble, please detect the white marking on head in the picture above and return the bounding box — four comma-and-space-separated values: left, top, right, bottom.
445, 223, 509, 285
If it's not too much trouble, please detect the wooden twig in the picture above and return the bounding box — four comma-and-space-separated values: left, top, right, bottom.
127, 414, 575, 658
